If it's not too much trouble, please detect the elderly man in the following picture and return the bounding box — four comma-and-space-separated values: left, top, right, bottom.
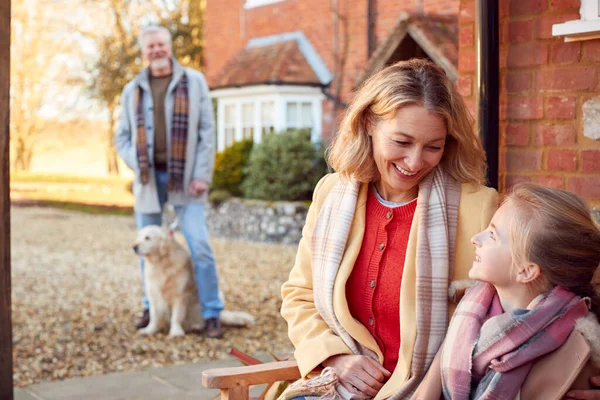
115, 25, 224, 338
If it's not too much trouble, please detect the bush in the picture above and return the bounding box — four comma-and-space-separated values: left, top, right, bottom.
211, 138, 253, 197
242, 129, 328, 201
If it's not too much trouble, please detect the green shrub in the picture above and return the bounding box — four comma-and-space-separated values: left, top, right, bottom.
211, 138, 253, 197
242, 129, 328, 201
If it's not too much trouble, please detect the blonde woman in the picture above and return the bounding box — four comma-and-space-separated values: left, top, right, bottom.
414, 183, 600, 400
280, 59, 497, 399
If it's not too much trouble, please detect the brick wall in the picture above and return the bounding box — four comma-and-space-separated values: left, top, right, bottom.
458, 0, 600, 207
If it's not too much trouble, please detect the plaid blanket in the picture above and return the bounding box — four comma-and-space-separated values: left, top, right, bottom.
311, 166, 460, 399
135, 72, 189, 192
441, 282, 589, 400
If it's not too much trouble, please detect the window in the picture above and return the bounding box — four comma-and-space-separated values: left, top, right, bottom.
552, 0, 600, 41
224, 104, 236, 147
242, 103, 254, 140
285, 101, 313, 130
261, 101, 275, 135
212, 85, 323, 152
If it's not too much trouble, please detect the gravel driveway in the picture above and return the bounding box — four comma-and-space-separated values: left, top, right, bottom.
11, 205, 296, 387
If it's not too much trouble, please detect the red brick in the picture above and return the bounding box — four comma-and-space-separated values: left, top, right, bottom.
460, 1, 475, 23
506, 71, 531, 94
500, 99, 507, 120
510, 0, 547, 16
500, 48, 508, 69
506, 149, 542, 171
499, 0, 510, 19
535, 67, 597, 92
500, 21, 509, 45
457, 75, 472, 97
460, 24, 474, 47
536, 174, 564, 189
582, 40, 600, 62
547, 149, 577, 171
505, 123, 530, 146
506, 174, 532, 189
507, 97, 544, 120
568, 176, 600, 199
550, 0, 580, 11
546, 96, 576, 119
459, 49, 476, 72
535, 123, 577, 145
551, 42, 581, 64
508, 43, 549, 67
535, 14, 580, 39
581, 150, 600, 173
509, 20, 533, 43
465, 99, 476, 119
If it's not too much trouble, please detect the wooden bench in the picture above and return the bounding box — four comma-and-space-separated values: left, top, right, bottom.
202, 359, 301, 399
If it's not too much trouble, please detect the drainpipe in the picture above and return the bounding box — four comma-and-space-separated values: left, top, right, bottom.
476, 0, 499, 189
367, 0, 374, 57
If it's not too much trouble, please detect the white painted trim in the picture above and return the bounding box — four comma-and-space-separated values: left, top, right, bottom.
211, 85, 324, 99
217, 100, 225, 152
244, 0, 286, 9
553, 0, 600, 40
235, 102, 243, 142
553, 19, 600, 37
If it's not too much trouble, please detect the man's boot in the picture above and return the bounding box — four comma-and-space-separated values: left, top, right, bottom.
205, 317, 223, 339
135, 309, 150, 329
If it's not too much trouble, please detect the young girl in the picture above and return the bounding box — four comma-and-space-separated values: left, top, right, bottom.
415, 183, 600, 400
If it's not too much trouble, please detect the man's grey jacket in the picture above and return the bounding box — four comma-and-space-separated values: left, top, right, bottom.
114, 60, 215, 213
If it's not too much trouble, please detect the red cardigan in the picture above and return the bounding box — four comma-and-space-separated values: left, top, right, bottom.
346, 187, 416, 373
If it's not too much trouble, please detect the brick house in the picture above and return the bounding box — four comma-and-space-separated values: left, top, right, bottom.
204, 0, 600, 207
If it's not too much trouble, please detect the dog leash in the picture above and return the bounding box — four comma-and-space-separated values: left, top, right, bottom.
164, 203, 182, 235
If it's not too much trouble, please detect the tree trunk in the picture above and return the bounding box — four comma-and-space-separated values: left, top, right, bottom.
12, 136, 32, 171
106, 102, 119, 175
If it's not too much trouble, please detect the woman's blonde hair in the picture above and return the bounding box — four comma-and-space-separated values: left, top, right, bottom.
505, 183, 600, 317
327, 58, 487, 185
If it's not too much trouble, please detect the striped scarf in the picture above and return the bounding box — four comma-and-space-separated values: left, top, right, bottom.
135, 72, 189, 192
312, 166, 460, 399
441, 282, 589, 400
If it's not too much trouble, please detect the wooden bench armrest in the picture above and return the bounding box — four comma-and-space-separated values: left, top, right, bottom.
202, 360, 301, 390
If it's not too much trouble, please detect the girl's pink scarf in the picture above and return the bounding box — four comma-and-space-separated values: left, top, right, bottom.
441, 282, 589, 400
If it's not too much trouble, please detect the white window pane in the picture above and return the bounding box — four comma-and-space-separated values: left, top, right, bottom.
225, 128, 235, 146
242, 127, 254, 140
224, 104, 236, 125
261, 101, 275, 134
242, 103, 254, 126
300, 102, 312, 128
286, 102, 298, 128
261, 101, 274, 125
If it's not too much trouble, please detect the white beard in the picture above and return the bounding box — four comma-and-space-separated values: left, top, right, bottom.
150, 58, 170, 70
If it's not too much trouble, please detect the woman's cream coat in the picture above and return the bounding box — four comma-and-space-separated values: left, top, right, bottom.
280, 173, 498, 400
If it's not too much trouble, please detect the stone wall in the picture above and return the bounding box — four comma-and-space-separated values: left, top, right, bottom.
205, 198, 309, 245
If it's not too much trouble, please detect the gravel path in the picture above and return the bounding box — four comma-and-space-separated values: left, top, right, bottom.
11, 206, 296, 388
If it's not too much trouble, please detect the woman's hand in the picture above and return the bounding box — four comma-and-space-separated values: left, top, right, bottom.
566, 376, 600, 399
323, 354, 391, 399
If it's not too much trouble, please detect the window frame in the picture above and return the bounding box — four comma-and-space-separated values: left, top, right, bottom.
212, 85, 323, 152
552, 0, 600, 41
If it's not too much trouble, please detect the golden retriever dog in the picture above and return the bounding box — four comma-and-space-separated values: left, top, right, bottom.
133, 225, 255, 337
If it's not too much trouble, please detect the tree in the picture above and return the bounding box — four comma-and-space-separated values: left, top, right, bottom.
10, 0, 76, 171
